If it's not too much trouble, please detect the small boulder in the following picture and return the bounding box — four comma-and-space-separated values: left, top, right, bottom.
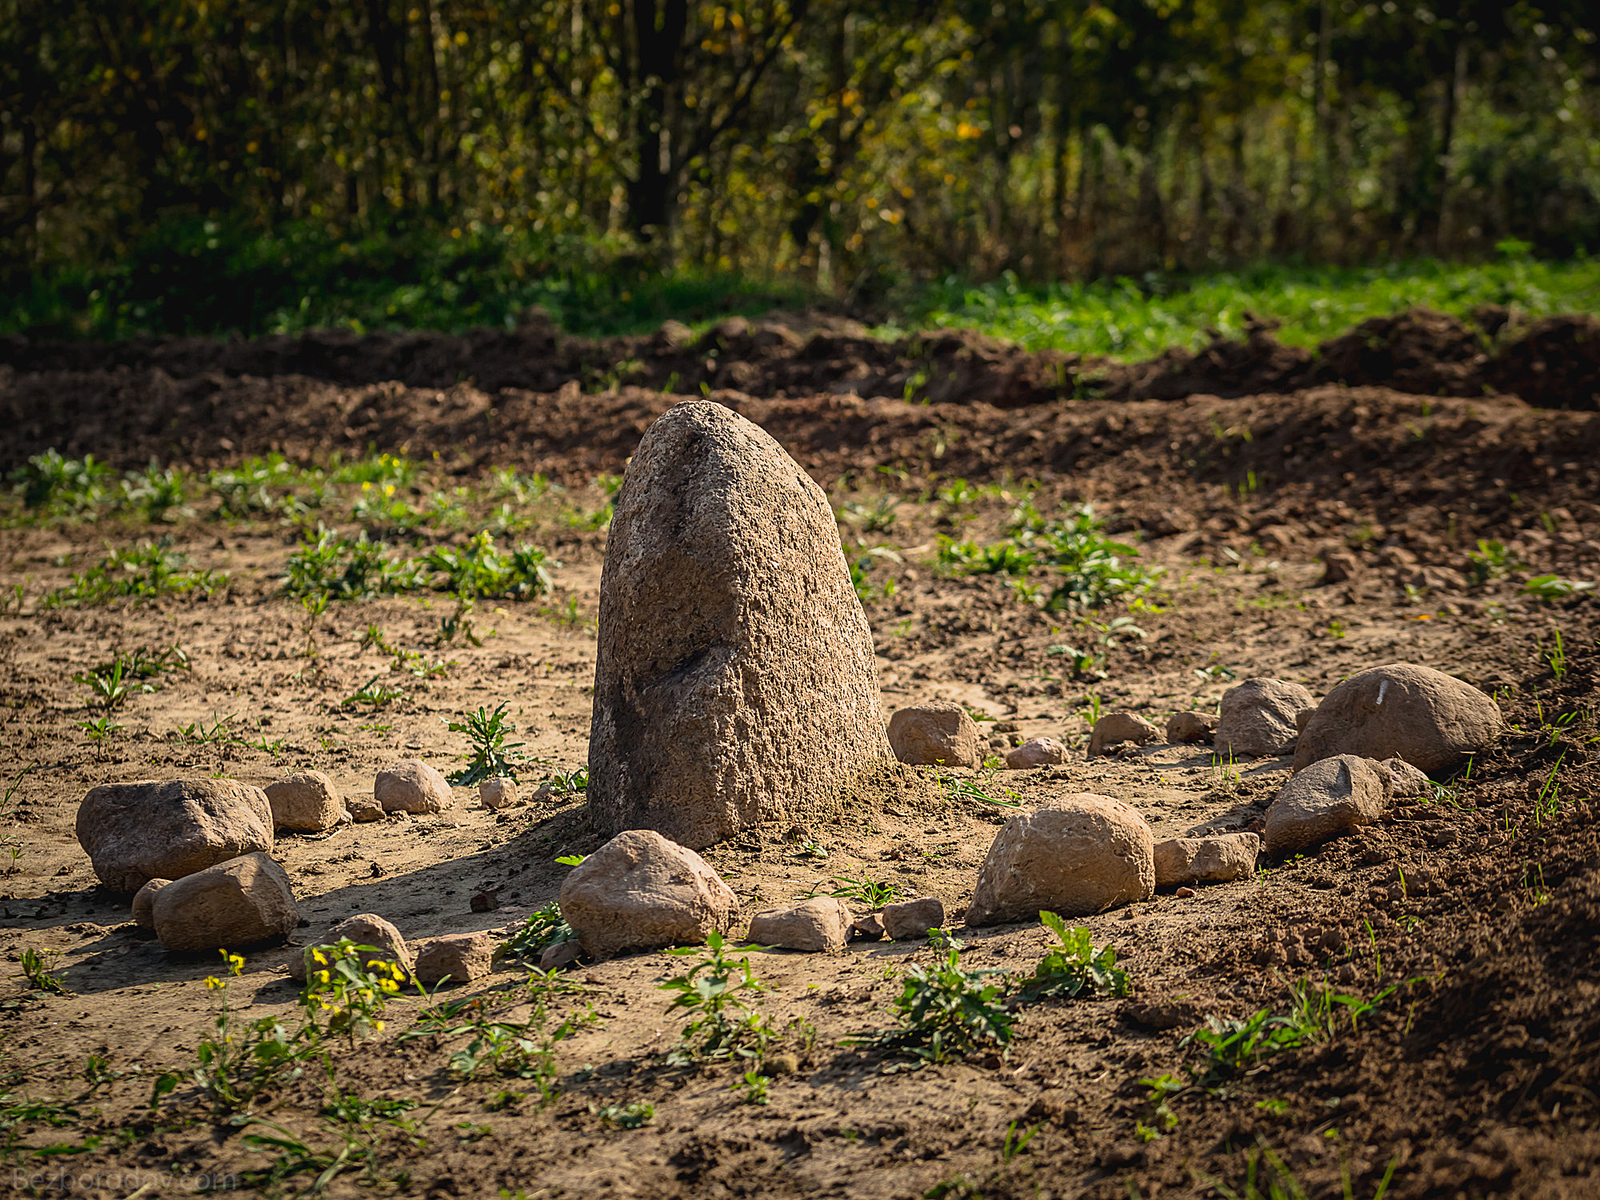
540, 940, 581, 971
1153, 833, 1262, 887
479, 777, 518, 810
131, 878, 172, 930
1215, 679, 1316, 758
1165, 711, 1217, 744
265, 771, 346, 833
1383, 757, 1431, 799
882, 897, 945, 940
747, 897, 853, 952
1087, 712, 1159, 757
151, 853, 299, 953
375, 761, 452, 814
559, 830, 738, 959
1005, 738, 1066, 770
347, 795, 384, 822
888, 700, 984, 768
1320, 549, 1361, 585
851, 912, 886, 941
76, 779, 275, 893
1265, 755, 1393, 856
414, 932, 494, 985
292, 912, 413, 984
966, 794, 1156, 926
1291, 664, 1503, 777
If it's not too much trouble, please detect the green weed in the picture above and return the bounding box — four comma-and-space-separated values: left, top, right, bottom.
659, 932, 774, 1066
43, 542, 227, 606
1013, 912, 1130, 1003
19, 948, 68, 995
593, 1100, 655, 1128
446, 702, 527, 785
864, 945, 1013, 1065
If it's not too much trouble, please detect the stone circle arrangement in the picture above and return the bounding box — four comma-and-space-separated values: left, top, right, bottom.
74, 400, 1505, 982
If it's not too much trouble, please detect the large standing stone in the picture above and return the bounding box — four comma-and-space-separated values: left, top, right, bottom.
1215, 679, 1316, 758
151, 853, 299, 953
265, 771, 346, 833
889, 701, 984, 768
587, 400, 890, 849
1291, 664, 1503, 777
966, 794, 1155, 926
559, 829, 739, 959
76, 779, 275, 893
1264, 754, 1393, 855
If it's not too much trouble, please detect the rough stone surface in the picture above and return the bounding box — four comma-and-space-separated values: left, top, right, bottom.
131, 878, 171, 930
540, 940, 581, 971
151, 853, 299, 953
1166, 711, 1217, 744
559, 829, 738, 959
292, 912, 413, 983
76, 779, 275, 893
1383, 757, 1432, 798
414, 932, 494, 984
479, 777, 518, 810
747, 897, 853, 952
1265, 754, 1393, 855
966, 794, 1156, 926
888, 701, 984, 768
1005, 738, 1066, 769
1215, 679, 1317, 758
265, 771, 345, 833
1153, 833, 1262, 887
1291, 663, 1503, 777
1087, 712, 1159, 757
851, 912, 886, 941
347, 795, 384, 822
374, 760, 452, 814
588, 400, 890, 849
882, 897, 945, 940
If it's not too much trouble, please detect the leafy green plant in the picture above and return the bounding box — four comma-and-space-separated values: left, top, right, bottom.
283, 526, 424, 600
19, 948, 68, 994
75, 715, 124, 745
1013, 912, 1131, 1002
75, 659, 155, 713
814, 871, 904, 908
424, 531, 554, 599
593, 1100, 655, 1128
1184, 979, 1385, 1080
496, 902, 575, 962
7, 450, 113, 516
43, 542, 227, 606
659, 932, 773, 1065
302, 940, 410, 1046
447, 702, 527, 785
1522, 575, 1595, 601
176, 710, 237, 745
1465, 538, 1517, 587
1014, 503, 1159, 610
864, 945, 1013, 1065
343, 677, 407, 710
0, 765, 32, 873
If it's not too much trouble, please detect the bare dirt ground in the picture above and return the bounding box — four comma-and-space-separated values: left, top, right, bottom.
1, 316, 1598, 1199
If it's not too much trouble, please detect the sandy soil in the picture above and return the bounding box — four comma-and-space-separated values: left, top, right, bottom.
1, 319, 1598, 1199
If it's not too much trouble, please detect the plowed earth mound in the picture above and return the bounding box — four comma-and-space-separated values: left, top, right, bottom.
3, 306, 1598, 428
1, 314, 1598, 1200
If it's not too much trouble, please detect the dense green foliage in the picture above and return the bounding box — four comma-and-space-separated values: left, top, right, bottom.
3, 0, 1597, 338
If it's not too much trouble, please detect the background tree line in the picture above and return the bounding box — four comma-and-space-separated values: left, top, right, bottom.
2, 0, 1596, 328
